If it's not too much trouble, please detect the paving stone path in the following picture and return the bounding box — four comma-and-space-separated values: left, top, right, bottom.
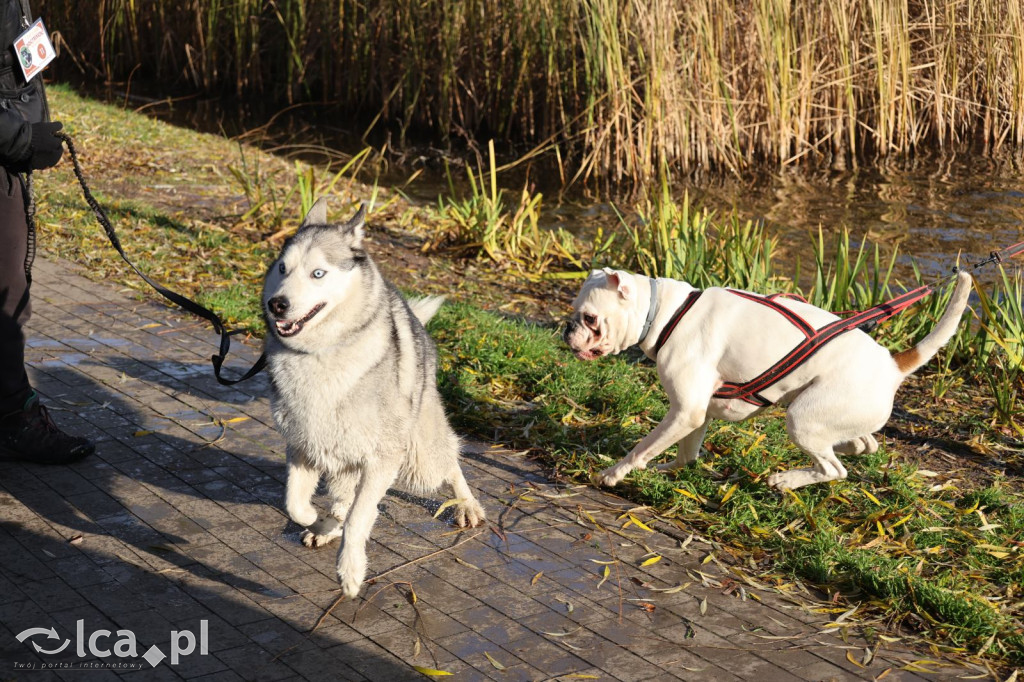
0, 257, 957, 681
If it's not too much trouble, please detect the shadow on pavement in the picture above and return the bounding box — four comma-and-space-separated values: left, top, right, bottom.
0, 366, 423, 680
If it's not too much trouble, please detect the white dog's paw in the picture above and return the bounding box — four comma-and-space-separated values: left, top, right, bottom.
592, 465, 627, 487
337, 552, 367, 599
768, 467, 842, 490
766, 472, 793, 491
454, 498, 486, 528
656, 450, 703, 473
655, 461, 680, 473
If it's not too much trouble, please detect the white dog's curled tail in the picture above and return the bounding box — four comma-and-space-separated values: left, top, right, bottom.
892, 270, 972, 376
408, 295, 446, 325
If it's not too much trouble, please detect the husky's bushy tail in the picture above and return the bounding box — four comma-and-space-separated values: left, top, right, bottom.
408, 295, 446, 325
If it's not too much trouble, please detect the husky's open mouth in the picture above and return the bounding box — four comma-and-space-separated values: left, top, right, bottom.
274, 303, 326, 338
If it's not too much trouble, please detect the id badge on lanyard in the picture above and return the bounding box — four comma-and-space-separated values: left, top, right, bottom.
13, 18, 55, 82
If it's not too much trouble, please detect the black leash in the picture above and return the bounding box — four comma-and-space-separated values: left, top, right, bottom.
954, 241, 1024, 273
56, 132, 266, 385
22, 171, 36, 287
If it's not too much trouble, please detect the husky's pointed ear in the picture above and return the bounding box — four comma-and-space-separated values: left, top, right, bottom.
301, 197, 329, 228
340, 204, 367, 245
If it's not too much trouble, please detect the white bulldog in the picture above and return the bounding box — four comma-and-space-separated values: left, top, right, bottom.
564, 268, 972, 490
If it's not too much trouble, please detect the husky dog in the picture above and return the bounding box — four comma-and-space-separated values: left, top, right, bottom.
262, 199, 485, 598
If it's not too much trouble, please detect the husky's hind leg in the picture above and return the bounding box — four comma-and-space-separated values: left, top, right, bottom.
285, 448, 320, 528
408, 405, 486, 528
301, 470, 355, 548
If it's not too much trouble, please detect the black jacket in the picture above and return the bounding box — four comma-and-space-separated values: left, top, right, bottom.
0, 0, 47, 169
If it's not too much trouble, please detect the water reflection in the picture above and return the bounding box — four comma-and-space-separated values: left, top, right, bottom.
684, 149, 1024, 282
538, 149, 1024, 286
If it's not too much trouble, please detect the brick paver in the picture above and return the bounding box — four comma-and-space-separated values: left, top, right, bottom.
0, 257, 962, 680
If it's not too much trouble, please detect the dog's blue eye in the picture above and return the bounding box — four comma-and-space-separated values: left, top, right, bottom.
278, 262, 285, 274
312, 269, 326, 279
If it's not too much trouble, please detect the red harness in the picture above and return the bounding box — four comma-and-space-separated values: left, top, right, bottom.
652, 285, 937, 407
649, 239, 1024, 407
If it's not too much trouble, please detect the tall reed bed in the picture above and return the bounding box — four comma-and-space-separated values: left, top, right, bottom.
42, 0, 1024, 183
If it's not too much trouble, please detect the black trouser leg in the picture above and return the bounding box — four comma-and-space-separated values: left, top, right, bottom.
0, 169, 31, 414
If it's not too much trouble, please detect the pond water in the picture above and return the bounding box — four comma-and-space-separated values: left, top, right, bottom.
685, 150, 1024, 284
98, 87, 1024, 289
513, 150, 1024, 289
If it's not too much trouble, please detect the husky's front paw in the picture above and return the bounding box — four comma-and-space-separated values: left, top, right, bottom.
454, 498, 486, 528
337, 551, 367, 599
300, 516, 343, 548
301, 530, 335, 548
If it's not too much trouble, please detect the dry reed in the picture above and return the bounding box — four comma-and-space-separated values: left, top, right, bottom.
41, 0, 1024, 184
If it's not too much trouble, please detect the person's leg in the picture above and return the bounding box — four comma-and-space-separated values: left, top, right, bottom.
0, 170, 93, 464
0, 168, 32, 413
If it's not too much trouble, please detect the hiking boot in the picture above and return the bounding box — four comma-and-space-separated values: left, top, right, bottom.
0, 393, 94, 464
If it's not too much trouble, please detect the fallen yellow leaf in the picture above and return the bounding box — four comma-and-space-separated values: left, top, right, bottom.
483, 652, 505, 670
862, 490, 882, 506
628, 514, 654, 532
412, 665, 452, 676
433, 498, 465, 519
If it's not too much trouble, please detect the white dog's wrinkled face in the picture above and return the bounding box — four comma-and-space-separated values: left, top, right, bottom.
262, 200, 368, 351
564, 269, 637, 360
